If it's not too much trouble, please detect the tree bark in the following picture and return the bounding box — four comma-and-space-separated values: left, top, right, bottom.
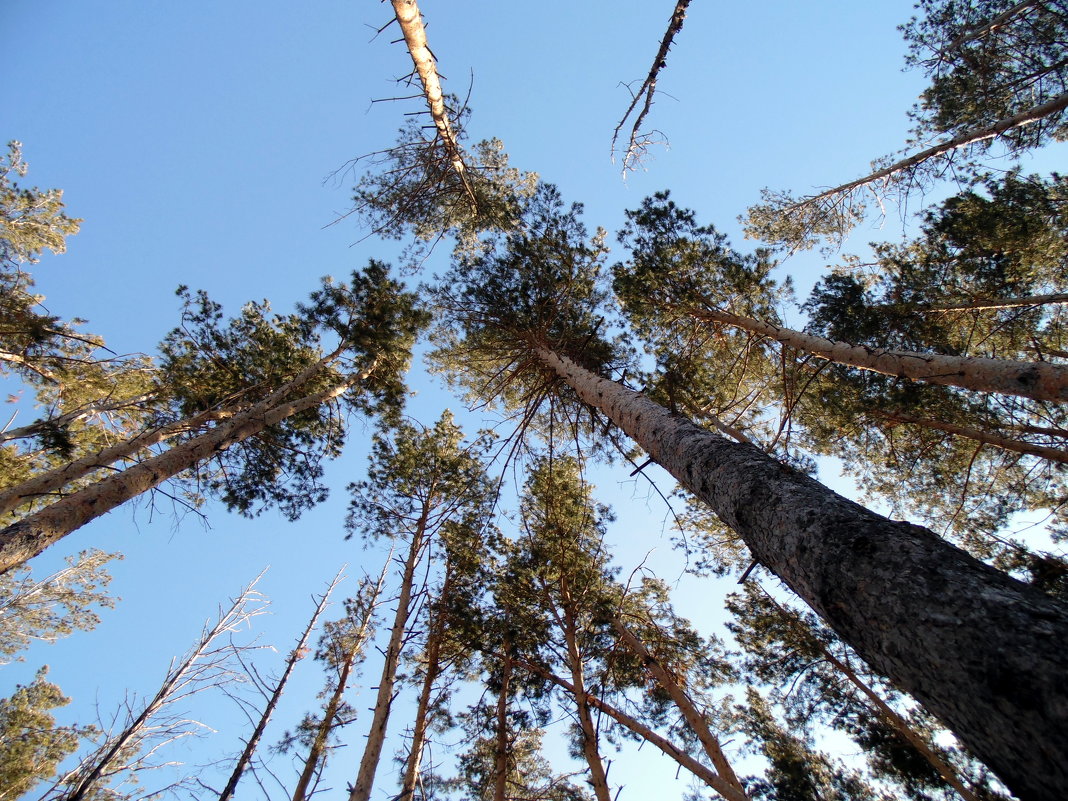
875, 291, 1068, 314
492, 651, 513, 801
388, 0, 477, 209
534, 346, 1068, 801
218, 570, 342, 801
347, 513, 429, 801
521, 659, 749, 801
559, 582, 612, 801
0, 360, 370, 574
784, 89, 1068, 212
292, 566, 387, 801
397, 565, 453, 800
690, 305, 1068, 403
0, 407, 236, 519
874, 409, 1068, 465
612, 618, 746, 797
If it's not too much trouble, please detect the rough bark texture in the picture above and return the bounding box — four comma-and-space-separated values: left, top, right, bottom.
876, 409, 1068, 465
492, 653, 512, 801
0, 364, 365, 574
692, 305, 1068, 403
613, 619, 746, 796
348, 519, 427, 801
536, 347, 1068, 801
522, 659, 748, 801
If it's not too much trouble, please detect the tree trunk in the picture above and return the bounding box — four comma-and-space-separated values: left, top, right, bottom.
0, 361, 370, 574
784, 89, 1068, 212
218, 570, 342, 801
397, 565, 453, 800
292, 566, 387, 801
874, 409, 1068, 465
388, 0, 477, 209
875, 291, 1068, 314
559, 584, 611, 801
492, 650, 513, 801
347, 515, 429, 801
757, 588, 980, 801
0, 407, 236, 519
612, 618, 746, 797
690, 305, 1068, 403
521, 659, 749, 801
534, 346, 1068, 801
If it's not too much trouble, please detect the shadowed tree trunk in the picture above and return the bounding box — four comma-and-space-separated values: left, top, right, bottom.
533, 344, 1068, 801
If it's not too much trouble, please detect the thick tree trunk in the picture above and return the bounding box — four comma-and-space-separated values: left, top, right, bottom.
347, 516, 428, 801
691, 305, 1068, 403
398, 566, 453, 800
0, 361, 368, 574
0, 407, 236, 519
218, 571, 341, 801
612, 618, 746, 797
535, 346, 1068, 801
874, 409, 1068, 465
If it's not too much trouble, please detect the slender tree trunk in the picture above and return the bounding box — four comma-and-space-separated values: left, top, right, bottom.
292, 565, 388, 801
521, 659, 749, 801
875, 291, 1068, 314
56, 575, 266, 801
0, 390, 157, 444
534, 346, 1068, 801
0, 360, 371, 574
347, 514, 429, 801
0, 407, 236, 518
492, 651, 513, 801
874, 409, 1068, 464
398, 565, 454, 800
388, 0, 477, 209
689, 305, 1068, 403
784, 90, 1068, 212
218, 570, 343, 801
946, 0, 1044, 52
612, 618, 746, 796
558, 584, 611, 801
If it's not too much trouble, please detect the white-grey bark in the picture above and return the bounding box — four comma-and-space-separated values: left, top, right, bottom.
0, 360, 369, 574
691, 305, 1068, 403
534, 346, 1068, 801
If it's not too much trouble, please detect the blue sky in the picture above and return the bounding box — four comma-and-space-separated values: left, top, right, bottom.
5, 1, 1060, 798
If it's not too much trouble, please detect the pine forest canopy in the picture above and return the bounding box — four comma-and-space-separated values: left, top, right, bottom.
3, 2, 1068, 801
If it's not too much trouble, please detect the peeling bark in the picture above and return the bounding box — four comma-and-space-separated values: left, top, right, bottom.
535, 346, 1068, 801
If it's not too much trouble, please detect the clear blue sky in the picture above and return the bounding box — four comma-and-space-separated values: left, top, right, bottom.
6, 1, 1057, 798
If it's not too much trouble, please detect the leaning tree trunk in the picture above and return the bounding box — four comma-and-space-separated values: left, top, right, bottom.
347, 513, 429, 801
612, 618, 746, 798
780, 89, 1068, 214
873, 409, 1068, 465
397, 565, 454, 800
689, 305, 1068, 403
534, 345, 1068, 801
521, 659, 749, 801
218, 570, 342, 801
559, 583, 612, 801
0, 361, 370, 574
